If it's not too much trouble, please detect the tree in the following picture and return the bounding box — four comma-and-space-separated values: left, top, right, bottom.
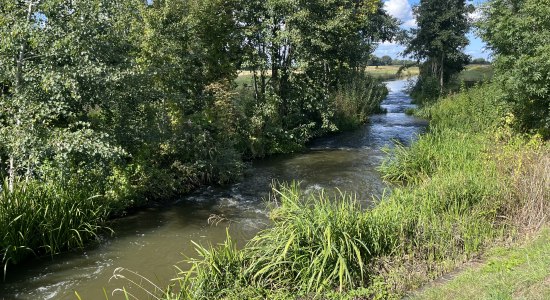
239, 0, 397, 130
0, 0, 140, 191
0, 0, 399, 198
471, 57, 489, 65
405, 0, 473, 95
381, 55, 393, 66
478, 0, 550, 136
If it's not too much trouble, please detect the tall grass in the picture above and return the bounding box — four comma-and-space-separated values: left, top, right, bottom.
178, 183, 385, 299
332, 72, 388, 130
499, 141, 550, 231
174, 171, 503, 298
248, 184, 372, 293
0, 179, 109, 277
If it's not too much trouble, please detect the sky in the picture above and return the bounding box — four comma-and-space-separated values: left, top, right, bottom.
374, 0, 492, 60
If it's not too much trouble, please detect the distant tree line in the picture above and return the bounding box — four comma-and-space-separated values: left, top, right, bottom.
367, 55, 415, 66
470, 57, 491, 65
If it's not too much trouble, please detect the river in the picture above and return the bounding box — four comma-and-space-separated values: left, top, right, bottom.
0, 78, 427, 300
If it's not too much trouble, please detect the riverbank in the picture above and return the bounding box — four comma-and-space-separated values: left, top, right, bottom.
143, 82, 548, 299
0, 72, 389, 275
0, 78, 424, 299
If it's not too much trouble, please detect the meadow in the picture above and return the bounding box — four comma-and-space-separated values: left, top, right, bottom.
366, 65, 420, 79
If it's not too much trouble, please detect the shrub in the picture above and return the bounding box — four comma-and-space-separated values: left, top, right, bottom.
332, 71, 388, 131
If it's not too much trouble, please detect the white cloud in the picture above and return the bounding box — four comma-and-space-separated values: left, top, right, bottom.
403, 18, 417, 27
384, 0, 416, 28
376, 0, 416, 58
468, 8, 482, 22
374, 43, 407, 59
380, 40, 398, 46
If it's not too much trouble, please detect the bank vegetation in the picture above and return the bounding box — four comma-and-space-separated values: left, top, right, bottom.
0, 0, 397, 274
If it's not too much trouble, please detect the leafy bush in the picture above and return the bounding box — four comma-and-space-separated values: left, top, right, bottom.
479, 0, 550, 137
409, 75, 441, 104
332, 71, 388, 131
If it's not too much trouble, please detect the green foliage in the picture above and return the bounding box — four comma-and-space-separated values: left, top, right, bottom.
382, 84, 506, 184
409, 75, 441, 104
458, 65, 494, 83
416, 83, 506, 132
405, 0, 473, 99
180, 183, 382, 298
331, 71, 388, 130
0, 0, 133, 190
182, 232, 249, 299
248, 184, 373, 294
478, 0, 550, 137
235, 0, 397, 157
234, 72, 389, 158
0, 0, 397, 271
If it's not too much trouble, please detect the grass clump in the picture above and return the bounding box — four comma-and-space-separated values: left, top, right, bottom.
248, 184, 372, 293
332, 72, 388, 130
179, 183, 380, 299
0, 180, 109, 276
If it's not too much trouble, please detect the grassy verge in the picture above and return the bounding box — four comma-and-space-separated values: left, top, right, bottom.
412, 229, 550, 300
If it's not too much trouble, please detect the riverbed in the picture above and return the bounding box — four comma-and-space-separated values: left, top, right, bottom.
0, 78, 427, 300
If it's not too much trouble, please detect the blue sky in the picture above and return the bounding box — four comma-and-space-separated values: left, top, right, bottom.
374, 0, 492, 60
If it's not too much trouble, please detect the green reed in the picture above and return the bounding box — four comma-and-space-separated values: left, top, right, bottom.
0, 179, 110, 278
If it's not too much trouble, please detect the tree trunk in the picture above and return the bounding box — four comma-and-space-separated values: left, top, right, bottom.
253, 69, 259, 102
280, 44, 292, 118
9, 0, 35, 192
8, 157, 15, 192
440, 53, 445, 94
270, 22, 280, 93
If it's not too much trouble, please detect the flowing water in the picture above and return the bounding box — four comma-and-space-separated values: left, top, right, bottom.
0, 78, 427, 300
